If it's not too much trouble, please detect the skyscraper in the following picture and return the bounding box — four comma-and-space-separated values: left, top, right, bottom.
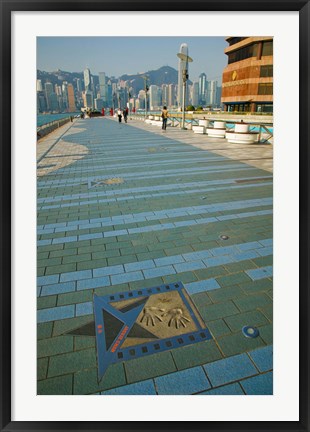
76, 78, 82, 93
44, 82, 54, 111
99, 72, 107, 105
67, 84, 76, 112
191, 82, 199, 106
36, 80, 43, 92
177, 43, 190, 110
161, 84, 168, 107
207, 80, 218, 106
198, 73, 207, 106
84, 68, 91, 91
149, 85, 160, 110
167, 84, 176, 107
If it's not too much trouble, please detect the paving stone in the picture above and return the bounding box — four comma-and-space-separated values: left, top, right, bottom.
224, 310, 269, 332
108, 254, 138, 266
37, 322, 53, 340
155, 366, 210, 395
52, 315, 95, 337
125, 351, 177, 383
239, 278, 273, 294
172, 340, 222, 370
234, 293, 272, 312
74, 336, 96, 351
199, 301, 240, 322
62, 253, 92, 264
194, 267, 228, 280
45, 263, 77, 275
101, 379, 156, 395
41, 281, 76, 297
37, 305, 75, 323
37, 374, 73, 395
37, 357, 48, 380
257, 323, 273, 345
203, 353, 257, 387
207, 319, 232, 338
248, 345, 273, 372
37, 296, 57, 310
48, 348, 97, 378
38, 335, 74, 358
73, 363, 126, 394
217, 331, 266, 357
240, 371, 273, 395
129, 277, 163, 290
208, 285, 245, 303
198, 382, 244, 395
162, 271, 198, 284
216, 272, 251, 288
191, 292, 213, 309
260, 303, 273, 321
57, 290, 93, 306
60, 269, 92, 283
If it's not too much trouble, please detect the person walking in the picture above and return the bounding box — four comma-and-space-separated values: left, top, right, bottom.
161, 106, 169, 131
117, 109, 122, 123
123, 108, 128, 123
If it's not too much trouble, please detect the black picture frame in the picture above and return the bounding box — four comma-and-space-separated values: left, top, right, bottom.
1, 1, 309, 430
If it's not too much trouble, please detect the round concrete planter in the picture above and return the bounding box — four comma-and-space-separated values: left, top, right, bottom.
154, 116, 160, 121
214, 121, 226, 129
192, 126, 206, 134
206, 121, 226, 138
206, 127, 226, 138
235, 123, 249, 133
199, 119, 210, 127
148, 115, 154, 120
186, 123, 193, 130
226, 131, 259, 144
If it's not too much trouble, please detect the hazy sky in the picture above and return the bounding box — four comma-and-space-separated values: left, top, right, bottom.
37, 37, 228, 83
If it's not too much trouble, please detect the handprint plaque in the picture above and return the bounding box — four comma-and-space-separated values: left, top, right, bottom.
66, 282, 212, 381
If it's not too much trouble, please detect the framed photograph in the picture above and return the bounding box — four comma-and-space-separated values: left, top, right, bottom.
1, 0, 308, 430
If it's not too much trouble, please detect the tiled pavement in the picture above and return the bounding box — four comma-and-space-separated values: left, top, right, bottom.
37, 117, 273, 395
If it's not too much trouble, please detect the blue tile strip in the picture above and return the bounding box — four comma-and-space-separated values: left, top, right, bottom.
248, 345, 273, 372
155, 366, 211, 395
203, 353, 257, 387
101, 380, 156, 395
240, 372, 273, 395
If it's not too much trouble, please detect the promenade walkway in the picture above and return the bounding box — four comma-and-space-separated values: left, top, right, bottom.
37, 117, 273, 395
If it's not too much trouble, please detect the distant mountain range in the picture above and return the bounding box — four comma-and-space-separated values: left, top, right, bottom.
37, 65, 192, 95
119, 66, 192, 93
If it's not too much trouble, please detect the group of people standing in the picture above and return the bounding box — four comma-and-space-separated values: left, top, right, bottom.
115, 105, 169, 130
117, 107, 128, 123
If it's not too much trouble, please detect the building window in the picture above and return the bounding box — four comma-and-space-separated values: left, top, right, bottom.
262, 41, 273, 56
260, 65, 273, 77
258, 83, 273, 95
228, 37, 247, 46
228, 43, 258, 64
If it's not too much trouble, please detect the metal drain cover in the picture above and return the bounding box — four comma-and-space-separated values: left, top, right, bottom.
219, 235, 229, 240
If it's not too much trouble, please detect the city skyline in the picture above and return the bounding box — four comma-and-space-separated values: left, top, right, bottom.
37, 36, 228, 83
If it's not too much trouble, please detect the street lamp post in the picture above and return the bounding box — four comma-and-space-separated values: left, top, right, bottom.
143, 76, 149, 121
112, 92, 116, 111
177, 51, 193, 130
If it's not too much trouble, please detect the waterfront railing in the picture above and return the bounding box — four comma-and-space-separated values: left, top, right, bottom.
37, 115, 78, 139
